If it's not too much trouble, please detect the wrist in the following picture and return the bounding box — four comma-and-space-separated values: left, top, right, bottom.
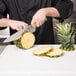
0, 18, 9, 27
7, 18, 10, 26
7, 19, 12, 27
40, 8, 47, 16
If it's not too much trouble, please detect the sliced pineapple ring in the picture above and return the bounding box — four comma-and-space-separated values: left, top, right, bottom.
33, 46, 52, 56
46, 48, 64, 57
20, 32, 35, 49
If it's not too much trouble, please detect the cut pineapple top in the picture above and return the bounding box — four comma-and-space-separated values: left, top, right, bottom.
46, 48, 64, 57
55, 23, 75, 51
33, 46, 52, 56
21, 31, 35, 49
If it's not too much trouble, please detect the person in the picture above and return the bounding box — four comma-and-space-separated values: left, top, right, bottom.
0, 0, 73, 44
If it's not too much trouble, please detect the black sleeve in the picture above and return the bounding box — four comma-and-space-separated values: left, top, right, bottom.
0, 0, 8, 30
51, 0, 73, 22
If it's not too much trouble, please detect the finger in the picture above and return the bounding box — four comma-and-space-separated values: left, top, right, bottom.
39, 16, 46, 25
16, 25, 23, 31
35, 19, 40, 27
16, 26, 21, 31
39, 19, 45, 26
16, 23, 27, 31
22, 23, 28, 29
36, 18, 43, 26
10, 25, 17, 31
31, 18, 36, 28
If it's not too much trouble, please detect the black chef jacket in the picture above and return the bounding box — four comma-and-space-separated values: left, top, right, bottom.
0, 0, 73, 44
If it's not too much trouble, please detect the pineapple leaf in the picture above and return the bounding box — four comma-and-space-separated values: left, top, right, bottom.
55, 22, 75, 51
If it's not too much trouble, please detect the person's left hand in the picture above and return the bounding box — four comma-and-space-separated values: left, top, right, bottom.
31, 8, 46, 28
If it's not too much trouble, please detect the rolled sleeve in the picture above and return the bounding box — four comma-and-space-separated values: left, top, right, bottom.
52, 0, 73, 22
0, 0, 8, 30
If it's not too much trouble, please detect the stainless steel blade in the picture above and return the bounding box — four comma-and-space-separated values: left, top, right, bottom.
27, 25, 36, 32
3, 25, 36, 43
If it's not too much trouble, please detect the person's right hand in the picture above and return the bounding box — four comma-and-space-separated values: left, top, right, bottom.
8, 19, 28, 31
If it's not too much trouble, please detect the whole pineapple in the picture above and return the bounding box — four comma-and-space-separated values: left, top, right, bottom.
55, 22, 75, 51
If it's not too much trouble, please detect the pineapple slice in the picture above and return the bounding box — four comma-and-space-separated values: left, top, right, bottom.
33, 46, 52, 56
21, 32, 35, 49
14, 31, 35, 49
46, 48, 64, 57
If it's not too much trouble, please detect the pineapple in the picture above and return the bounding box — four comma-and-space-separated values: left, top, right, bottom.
13, 31, 35, 49
46, 48, 64, 57
33, 45, 52, 56
55, 22, 75, 51
33, 46, 64, 57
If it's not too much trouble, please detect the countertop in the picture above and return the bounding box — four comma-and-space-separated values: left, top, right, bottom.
0, 45, 76, 76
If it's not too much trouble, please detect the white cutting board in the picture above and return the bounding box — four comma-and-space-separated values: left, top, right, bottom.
0, 45, 76, 76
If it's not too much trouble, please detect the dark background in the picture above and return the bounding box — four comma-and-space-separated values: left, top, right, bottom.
0, 0, 76, 45
54, 0, 76, 44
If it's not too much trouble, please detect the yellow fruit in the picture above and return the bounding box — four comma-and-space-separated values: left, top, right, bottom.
33, 45, 52, 56
14, 31, 35, 49
46, 48, 64, 57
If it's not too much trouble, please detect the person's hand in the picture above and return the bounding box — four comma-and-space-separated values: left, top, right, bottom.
8, 19, 28, 31
31, 8, 47, 28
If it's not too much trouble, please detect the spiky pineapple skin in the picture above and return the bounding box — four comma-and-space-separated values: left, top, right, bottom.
55, 22, 75, 51
13, 38, 22, 48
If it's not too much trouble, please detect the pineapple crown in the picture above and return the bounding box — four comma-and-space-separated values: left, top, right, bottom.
55, 22, 75, 44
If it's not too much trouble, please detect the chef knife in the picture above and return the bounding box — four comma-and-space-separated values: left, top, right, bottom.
3, 25, 36, 43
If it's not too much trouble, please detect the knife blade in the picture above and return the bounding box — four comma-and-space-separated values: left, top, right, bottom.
3, 25, 36, 43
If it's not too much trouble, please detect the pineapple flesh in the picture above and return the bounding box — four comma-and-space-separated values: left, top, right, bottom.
33, 46, 64, 57
46, 48, 64, 57
13, 31, 35, 49
55, 22, 75, 51
33, 46, 52, 56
